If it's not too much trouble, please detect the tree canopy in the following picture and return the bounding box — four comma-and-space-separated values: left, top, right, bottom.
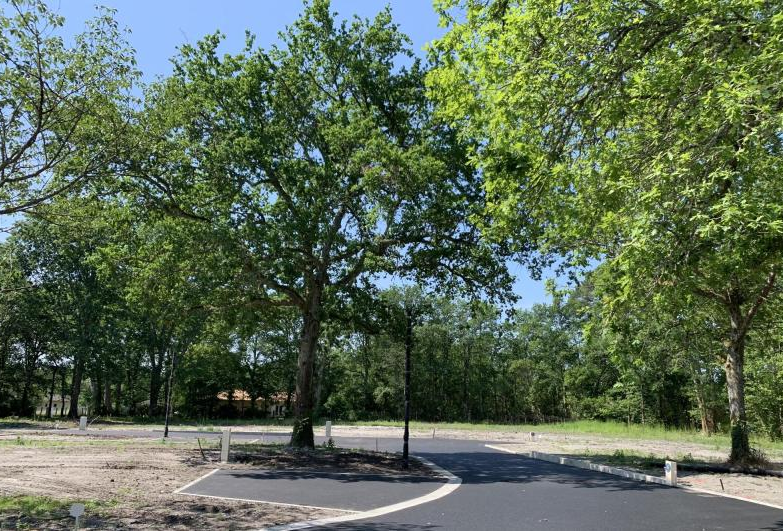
429, 0, 783, 462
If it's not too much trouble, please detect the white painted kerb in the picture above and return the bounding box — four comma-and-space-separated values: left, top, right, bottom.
486, 444, 671, 485
485, 444, 783, 512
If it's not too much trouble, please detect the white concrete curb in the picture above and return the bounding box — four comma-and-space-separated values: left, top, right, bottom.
485, 445, 672, 486
485, 444, 783, 512
258, 456, 462, 531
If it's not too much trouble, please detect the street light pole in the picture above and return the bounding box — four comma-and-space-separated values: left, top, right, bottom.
163, 350, 176, 438
403, 307, 412, 469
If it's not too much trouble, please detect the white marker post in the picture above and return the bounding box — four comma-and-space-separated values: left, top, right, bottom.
221, 428, 231, 464
325, 420, 332, 439
70, 503, 85, 530
79, 416, 87, 431
664, 460, 677, 486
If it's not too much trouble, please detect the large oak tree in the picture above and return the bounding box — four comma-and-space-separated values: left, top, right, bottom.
131, 0, 510, 446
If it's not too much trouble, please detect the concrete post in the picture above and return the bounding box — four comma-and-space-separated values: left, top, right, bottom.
221, 428, 231, 464
665, 460, 677, 486
325, 420, 332, 439
79, 416, 87, 431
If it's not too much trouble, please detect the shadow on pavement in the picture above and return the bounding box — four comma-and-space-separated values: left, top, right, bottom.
417, 450, 668, 492
222, 469, 444, 484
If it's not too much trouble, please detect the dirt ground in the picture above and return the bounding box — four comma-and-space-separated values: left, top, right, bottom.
228, 444, 435, 476
1, 433, 422, 530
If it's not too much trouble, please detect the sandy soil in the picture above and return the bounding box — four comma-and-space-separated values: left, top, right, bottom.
228, 444, 435, 476
0, 434, 349, 530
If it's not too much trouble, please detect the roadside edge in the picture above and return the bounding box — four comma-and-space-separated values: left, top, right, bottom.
485, 444, 783, 512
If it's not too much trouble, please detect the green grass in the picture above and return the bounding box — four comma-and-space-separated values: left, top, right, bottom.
347, 419, 783, 453
0, 435, 215, 449
0, 495, 106, 518
568, 448, 713, 472
5, 414, 782, 455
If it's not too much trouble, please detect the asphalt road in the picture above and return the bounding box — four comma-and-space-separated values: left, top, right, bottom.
182, 468, 446, 511
57, 428, 783, 530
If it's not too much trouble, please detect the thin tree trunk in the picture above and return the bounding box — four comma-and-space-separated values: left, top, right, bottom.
103, 376, 112, 416
694, 383, 710, 435
163, 350, 177, 438
148, 349, 165, 417
115, 381, 122, 415
90, 372, 102, 415
46, 366, 57, 418
68, 357, 85, 418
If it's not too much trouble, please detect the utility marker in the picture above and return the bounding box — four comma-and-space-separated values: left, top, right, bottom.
664, 460, 677, 486
70, 503, 85, 530
221, 428, 232, 463
325, 420, 332, 439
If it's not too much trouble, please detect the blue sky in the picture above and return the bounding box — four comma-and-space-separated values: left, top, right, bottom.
43, 0, 554, 308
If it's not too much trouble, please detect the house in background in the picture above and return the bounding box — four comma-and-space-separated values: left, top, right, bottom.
35, 395, 72, 417
216, 390, 293, 417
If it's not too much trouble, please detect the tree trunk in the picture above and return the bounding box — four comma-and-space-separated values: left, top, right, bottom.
68, 357, 85, 418
60, 367, 67, 417
103, 376, 112, 416
291, 290, 322, 448
47, 366, 57, 418
115, 381, 122, 415
725, 298, 749, 463
694, 384, 711, 435
90, 372, 102, 415
163, 350, 177, 438
696, 270, 776, 463
148, 350, 165, 417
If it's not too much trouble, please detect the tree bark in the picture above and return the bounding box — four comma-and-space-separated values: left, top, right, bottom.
68, 357, 85, 418
60, 367, 67, 417
148, 349, 165, 417
726, 297, 749, 463
103, 375, 112, 416
696, 269, 776, 463
46, 366, 57, 418
290, 289, 322, 448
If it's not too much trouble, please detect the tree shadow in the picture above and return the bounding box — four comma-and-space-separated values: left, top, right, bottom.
221, 469, 445, 485
324, 523, 440, 530
415, 450, 669, 492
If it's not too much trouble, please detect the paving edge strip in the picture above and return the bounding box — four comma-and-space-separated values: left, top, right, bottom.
257, 456, 462, 531
485, 444, 783, 512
